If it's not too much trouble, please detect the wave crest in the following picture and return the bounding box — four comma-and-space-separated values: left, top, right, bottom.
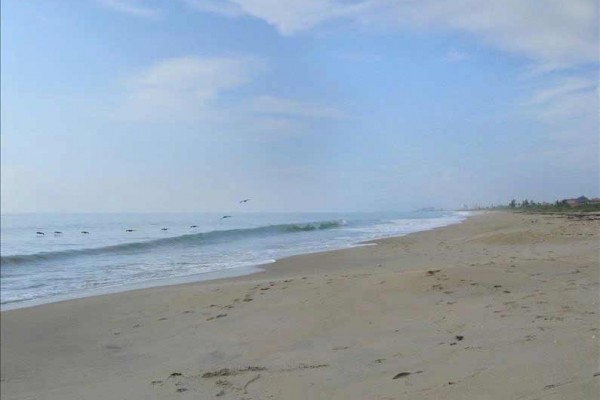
1, 220, 347, 267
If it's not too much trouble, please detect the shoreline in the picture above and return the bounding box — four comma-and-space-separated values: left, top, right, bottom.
1, 212, 473, 312
2, 211, 598, 399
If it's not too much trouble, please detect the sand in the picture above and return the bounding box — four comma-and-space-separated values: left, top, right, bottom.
1, 211, 599, 399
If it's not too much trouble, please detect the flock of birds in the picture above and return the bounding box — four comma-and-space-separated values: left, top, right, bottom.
34, 199, 251, 236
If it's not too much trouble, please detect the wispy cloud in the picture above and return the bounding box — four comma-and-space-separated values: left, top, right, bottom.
527, 77, 597, 107
188, 0, 598, 68
246, 95, 346, 119
524, 75, 598, 127
444, 49, 469, 63
99, 0, 161, 19
186, 0, 598, 160
183, 0, 245, 17
523, 74, 599, 167
181, 0, 359, 34
116, 55, 345, 134
118, 55, 266, 121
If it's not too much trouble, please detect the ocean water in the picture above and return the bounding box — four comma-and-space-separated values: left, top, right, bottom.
1, 211, 470, 309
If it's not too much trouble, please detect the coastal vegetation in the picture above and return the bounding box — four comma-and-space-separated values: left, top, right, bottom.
463, 196, 600, 213
506, 197, 600, 213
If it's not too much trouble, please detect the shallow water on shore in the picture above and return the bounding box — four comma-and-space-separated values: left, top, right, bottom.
1, 211, 470, 307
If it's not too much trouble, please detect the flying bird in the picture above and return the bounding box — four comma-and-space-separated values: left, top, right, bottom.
190, 225, 198, 228
36, 232, 45, 236
220, 215, 232, 220
239, 199, 250, 204
81, 231, 90, 234
54, 231, 63, 235
161, 228, 168, 231
125, 229, 135, 232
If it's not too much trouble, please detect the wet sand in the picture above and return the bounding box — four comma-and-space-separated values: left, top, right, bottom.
1, 211, 598, 399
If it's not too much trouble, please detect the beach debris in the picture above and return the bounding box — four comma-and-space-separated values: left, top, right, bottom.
202, 366, 266, 378
175, 387, 187, 393
393, 371, 423, 379
243, 374, 261, 394
455, 335, 464, 341
169, 372, 183, 377
206, 314, 227, 321
216, 389, 225, 397
426, 270, 441, 276
201, 369, 230, 378
151, 380, 162, 385
494, 285, 502, 288
284, 363, 329, 371
332, 346, 349, 351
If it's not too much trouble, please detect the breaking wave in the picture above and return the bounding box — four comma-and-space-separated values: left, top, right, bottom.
1, 220, 347, 267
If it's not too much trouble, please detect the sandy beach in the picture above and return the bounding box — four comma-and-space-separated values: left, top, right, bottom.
1, 211, 598, 399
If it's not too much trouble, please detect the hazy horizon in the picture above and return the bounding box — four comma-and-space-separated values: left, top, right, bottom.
2, 1, 598, 213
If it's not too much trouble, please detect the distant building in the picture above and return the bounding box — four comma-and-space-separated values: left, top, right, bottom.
565, 196, 590, 207
590, 198, 600, 204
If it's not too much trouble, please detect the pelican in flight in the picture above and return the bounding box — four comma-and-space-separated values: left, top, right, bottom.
190, 225, 198, 228
220, 215, 232, 221
81, 231, 90, 234
36, 231, 45, 236
161, 228, 168, 231
125, 229, 135, 232
54, 231, 63, 235
239, 199, 250, 204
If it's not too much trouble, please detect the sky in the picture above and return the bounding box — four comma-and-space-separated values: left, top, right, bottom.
1, 0, 598, 213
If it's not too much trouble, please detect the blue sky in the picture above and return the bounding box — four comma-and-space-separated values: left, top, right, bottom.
1, 0, 598, 212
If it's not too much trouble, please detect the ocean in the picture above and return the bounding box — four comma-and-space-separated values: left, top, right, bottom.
0, 211, 470, 309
